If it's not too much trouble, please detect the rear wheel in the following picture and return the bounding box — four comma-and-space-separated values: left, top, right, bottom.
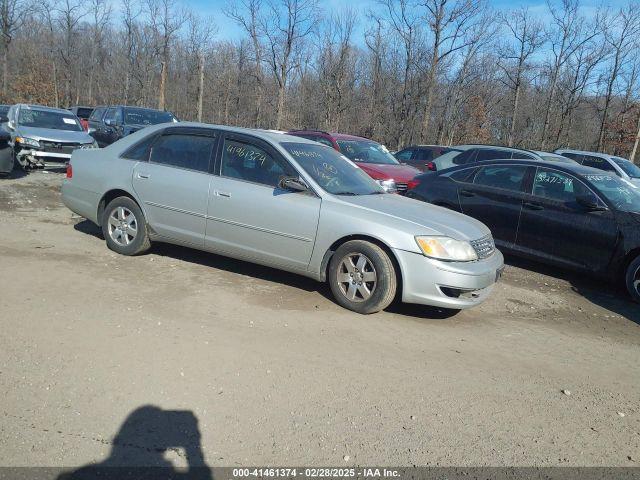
102, 196, 151, 256
328, 240, 397, 314
625, 256, 640, 303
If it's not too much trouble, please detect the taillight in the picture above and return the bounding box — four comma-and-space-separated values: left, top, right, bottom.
407, 178, 420, 190
66, 164, 72, 178
425, 162, 436, 171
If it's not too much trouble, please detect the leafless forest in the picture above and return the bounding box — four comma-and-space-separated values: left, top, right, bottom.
3, 0, 640, 157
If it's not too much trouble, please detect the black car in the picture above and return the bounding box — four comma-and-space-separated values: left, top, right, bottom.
88, 105, 178, 147
406, 159, 640, 302
394, 145, 459, 171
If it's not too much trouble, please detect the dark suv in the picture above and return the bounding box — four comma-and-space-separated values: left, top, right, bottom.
88, 105, 178, 147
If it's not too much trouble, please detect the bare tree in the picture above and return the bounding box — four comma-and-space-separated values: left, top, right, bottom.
497, 7, 544, 146
261, 0, 319, 130
0, 0, 29, 97
86, 0, 111, 104
146, 0, 185, 110
225, 0, 266, 127
419, 0, 487, 142
596, 2, 640, 150
186, 11, 216, 122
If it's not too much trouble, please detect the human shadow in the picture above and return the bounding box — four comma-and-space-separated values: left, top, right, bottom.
57, 405, 213, 480
504, 254, 640, 326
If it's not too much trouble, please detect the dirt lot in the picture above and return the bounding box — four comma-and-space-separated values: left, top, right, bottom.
0, 169, 638, 468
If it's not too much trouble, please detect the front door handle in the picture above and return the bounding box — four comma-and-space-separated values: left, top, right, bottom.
524, 202, 544, 210
136, 172, 150, 179
215, 191, 231, 198
460, 189, 475, 197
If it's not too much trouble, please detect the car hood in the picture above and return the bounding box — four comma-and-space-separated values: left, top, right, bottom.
16, 126, 94, 143
338, 193, 491, 241
356, 162, 421, 182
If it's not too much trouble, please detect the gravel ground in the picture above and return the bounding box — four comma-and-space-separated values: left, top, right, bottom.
0, 168, 638, 469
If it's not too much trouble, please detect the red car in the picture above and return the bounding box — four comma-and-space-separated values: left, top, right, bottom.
287, 129, 420, 193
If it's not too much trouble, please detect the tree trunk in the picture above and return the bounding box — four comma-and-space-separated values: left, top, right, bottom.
52, 61, 60, 108
197, 52, 204, 122
508, 80, 521, 147
2, 42, 8, 98
158, 60, 167, 110
630, 110, 640, 163
421, 60, 437, 143
275, 82, 286, 130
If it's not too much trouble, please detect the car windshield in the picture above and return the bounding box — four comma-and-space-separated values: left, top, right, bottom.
611, 157, 640, 179
123, 107, 177, 126
18, 108, 82, 131
282, 142, 385, 195
336, 139, 399, 165
585, 173, 640, 212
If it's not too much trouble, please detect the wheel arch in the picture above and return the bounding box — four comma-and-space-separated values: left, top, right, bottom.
97, 189, 143, 226
320, 234, 404, 299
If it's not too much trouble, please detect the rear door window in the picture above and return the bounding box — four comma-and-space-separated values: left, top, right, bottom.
149, 133, 216, 172
475, 149, 511, 162
395, 149, 414, 161
452, 149, 477, 165
581, 155, 616, 172
473, 165, 528, 192
511, 151, 536, 160
415, 149, 433, 161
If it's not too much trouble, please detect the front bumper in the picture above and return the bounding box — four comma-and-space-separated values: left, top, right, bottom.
30, 150, 71, 160
393, 247, 504, 309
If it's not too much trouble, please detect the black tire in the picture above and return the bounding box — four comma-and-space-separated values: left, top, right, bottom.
625, 256, 640, 303
328, 240, 397, 314
101, 196, 151, 256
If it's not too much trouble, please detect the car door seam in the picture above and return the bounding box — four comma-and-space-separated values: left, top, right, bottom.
206, 215, 313, 242
145, 201, 207, 219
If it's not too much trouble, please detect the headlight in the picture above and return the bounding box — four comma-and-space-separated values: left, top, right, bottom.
415, 236, 478, 262
376, 179, 397, 193
15, 137, 40, 148
80, 140, 99, 149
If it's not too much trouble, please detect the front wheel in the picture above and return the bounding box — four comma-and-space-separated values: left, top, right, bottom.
328, 240, 397, 314
102, 196, 151, 256
625, 256, 640, 303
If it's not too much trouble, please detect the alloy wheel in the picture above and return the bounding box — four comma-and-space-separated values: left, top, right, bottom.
107, 206, 138, 246
336, 253, 377, 302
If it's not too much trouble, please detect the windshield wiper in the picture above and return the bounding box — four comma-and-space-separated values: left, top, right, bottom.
333, 191, 358, 196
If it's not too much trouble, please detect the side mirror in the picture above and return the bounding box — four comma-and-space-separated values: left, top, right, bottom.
104, 118, 114, 127
576, 193, 605, 211
7, 120, 14, 130
279, 176, 308, 192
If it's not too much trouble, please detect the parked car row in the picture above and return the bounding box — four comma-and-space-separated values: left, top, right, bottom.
0, 103, 177, 174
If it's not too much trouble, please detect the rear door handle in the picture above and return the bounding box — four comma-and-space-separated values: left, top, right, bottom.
460, 189, 475, 197
215, 191, 231, 198
524, 202, 544, 210
136, 173, 150, 179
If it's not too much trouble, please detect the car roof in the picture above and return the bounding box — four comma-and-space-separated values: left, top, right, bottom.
441, 158, 607, 177
329, 132, 373, 141
17, 104, 73, 114
402, 144, 452, 149
454, 144, 537, 153
141, 122, 322, 146
554, 148, 613, 158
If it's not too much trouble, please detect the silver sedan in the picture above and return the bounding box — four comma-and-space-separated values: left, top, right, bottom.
62, 123, 504, 314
